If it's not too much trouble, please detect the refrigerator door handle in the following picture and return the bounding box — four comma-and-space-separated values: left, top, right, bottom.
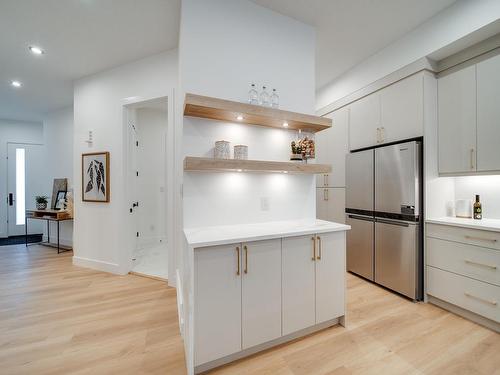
376, 218, 410, 227
347, 214, 374, 222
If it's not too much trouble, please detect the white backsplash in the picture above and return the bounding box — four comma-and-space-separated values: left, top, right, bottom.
454, 175, 500, 219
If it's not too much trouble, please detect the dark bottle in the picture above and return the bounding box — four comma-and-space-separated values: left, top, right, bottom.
473, 194, 482, 220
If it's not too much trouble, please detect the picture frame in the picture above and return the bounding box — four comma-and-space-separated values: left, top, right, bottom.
51, 178, 68, 209
54, 190, 67, 210
82, 152, 110, 202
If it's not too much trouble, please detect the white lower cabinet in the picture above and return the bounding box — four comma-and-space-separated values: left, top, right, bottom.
194, 244, 242, 366
194, 232, 346, 368
315, 232, 345, 323
282, 235, 316, 335
241, 239, 282, 349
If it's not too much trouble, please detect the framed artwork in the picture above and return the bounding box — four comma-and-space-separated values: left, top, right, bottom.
54, 190, 67, 210
82, 152, 110, 202
51, 178, 68, 209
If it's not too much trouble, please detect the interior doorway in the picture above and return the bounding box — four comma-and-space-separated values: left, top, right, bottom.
125, 97, 169, 280
6, 143, 45, 237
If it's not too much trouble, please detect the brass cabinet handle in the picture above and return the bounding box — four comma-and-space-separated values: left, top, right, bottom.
464, 292, 497, 306
465, 235, 497, 243
324, 189, 329, 201
236, 247, 240, 276
464, 259, 497, 270
244, 245, 248, 274
311, 237, 316, 261
324, 174, 328, 187
316, 236, 322, 260
470, 148, 475, 170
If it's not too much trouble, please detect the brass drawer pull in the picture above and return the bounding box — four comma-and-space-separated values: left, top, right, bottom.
464, 259, 497, 270
470, 148, 475, 170
464, 292, 497, 306
316, 236, 322, 260
311, 237, 316, 261
244, 245, 248, 274
236, 247, 240, 276
465, 235, 497, 243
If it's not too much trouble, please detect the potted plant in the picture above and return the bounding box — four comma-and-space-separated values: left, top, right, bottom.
35, 196, 49, 210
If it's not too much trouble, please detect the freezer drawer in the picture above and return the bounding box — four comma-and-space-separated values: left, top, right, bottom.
346, 214, 374, 280
346, 149, 374, 213
375, 141, 420, 216
375, 219, 419, 299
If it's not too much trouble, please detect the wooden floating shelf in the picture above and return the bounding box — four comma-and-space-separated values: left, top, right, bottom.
184, 93, 331, 133
184, 157, 332, 174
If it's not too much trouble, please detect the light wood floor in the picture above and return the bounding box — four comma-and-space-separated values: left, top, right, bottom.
1, 244, 499, 375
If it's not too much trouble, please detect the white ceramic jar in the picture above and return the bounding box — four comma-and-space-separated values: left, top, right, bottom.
234, 145, 248, 160
214, 140, 230, 159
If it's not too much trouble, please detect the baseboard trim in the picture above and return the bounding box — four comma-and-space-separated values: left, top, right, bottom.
129, 271, 168, 282
72, 256, 122, 274
427, 295, 499, 333
195, 317, 343, 374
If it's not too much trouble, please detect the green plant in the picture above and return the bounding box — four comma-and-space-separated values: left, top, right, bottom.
35, 196, 49, 204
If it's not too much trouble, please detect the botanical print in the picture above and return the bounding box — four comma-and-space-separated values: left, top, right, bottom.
82, 152, 109, 202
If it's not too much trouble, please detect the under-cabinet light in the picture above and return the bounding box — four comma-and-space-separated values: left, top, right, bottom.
283, 122, 289, 128
236, 115, 243, 121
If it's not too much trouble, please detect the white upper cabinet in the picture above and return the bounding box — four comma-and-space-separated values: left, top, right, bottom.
316, 107, 349, 187
241, 239, 282, 349
349, 92, 381, 150
316, 188, 346, 224
380, 73, 424, 144
477, 53, 500, 172
438, 65, 477, 174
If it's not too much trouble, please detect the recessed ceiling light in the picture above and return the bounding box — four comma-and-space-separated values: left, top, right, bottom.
236, 115, 243, 121
11, 80, 22, 88
283, 122, 289, 128
29, 46, 44, 55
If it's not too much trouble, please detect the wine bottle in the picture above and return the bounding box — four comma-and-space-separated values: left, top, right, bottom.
473, 194, 482, 220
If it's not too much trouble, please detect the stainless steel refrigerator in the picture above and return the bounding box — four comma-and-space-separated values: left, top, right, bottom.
345, 140, 422, 300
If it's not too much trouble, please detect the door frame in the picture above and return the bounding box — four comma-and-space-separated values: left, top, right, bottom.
5, 141, 44, 237
122, 91, 175, 284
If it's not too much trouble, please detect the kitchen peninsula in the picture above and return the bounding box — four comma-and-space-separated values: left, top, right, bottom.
180, 219, 350, 374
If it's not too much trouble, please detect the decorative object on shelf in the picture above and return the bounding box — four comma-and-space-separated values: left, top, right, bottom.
473, 194, 482, 220
259, 85, 270, 107
248, 83, 258, 105
54, 190, 67, 210
270, 88, 279, 109
234, 145, 248, 160
455, 199, 472, 218
290, 141, 303, 161
214, 140, 230, 159
290, 135, 315, 161
35, 196, 49, 210
82, 151, 110, 202
51, 178, 68, 209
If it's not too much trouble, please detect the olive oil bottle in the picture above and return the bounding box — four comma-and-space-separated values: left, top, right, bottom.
473, 195, 482, 220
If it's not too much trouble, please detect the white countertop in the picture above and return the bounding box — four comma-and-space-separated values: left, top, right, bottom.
426, 217, 500, 233
184, 219, 351, 248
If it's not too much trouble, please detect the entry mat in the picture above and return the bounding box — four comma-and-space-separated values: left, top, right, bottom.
0, 234, 43, 246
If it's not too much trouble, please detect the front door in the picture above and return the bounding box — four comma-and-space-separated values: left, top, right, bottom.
7, 143, 45, 236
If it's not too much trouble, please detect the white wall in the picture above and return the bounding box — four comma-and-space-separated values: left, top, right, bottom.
73, 50, 178, 274
454, 175, 500, 219
136, 106, 167, 246
180, 0, 316, 229
0, 119, 44, 237
43, 106, 74, 245
317, 0, 500, 110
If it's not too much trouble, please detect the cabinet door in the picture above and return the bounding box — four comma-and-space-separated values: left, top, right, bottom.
241, 239, 282, 349
438, 65, 477, 174
315, 121, 331, 187
329, 107, 349, 187
477, 54, 500, 172
380, 73, 424, 144
282, 235, 316, 335
349, 93, 380, 150
194, 244, 241, 366
316, 188, 328, 221
326, 188, 346, 224
315, 232, 345, 323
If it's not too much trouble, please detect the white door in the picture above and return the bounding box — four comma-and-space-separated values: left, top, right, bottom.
477, 54, 500, 172
194, 244, 242, 366
380, 73, 424, 144
128, 121, 139, 253
241, 239, 281, 349
438, 65, 477, 174
315, 232, 345, 324
7, 143, 45, 236
282, 235, 316, 335
349, 93, 380, 150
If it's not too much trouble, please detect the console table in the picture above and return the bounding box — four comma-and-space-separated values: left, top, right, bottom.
25, 209, 73, 253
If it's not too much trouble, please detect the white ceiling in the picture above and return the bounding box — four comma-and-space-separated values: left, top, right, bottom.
0, 0, 180, 122
253, 0, 457, 89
